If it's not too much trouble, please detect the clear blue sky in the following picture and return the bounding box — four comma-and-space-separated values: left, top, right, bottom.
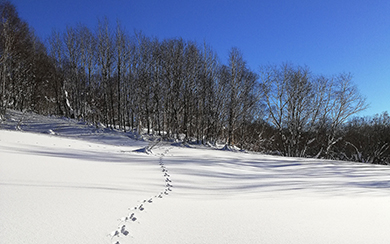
12, 0, 390, 117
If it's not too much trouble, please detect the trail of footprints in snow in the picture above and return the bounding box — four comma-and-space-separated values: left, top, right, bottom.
109, 146, 173, 244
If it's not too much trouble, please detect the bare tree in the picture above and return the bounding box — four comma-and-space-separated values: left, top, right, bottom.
260, 64, 367, 157
222, 47, 258, 146
114, 20, 128, 130
48, 29, 68, 116
97, 17, 114, 126
63, 26, 81, 118
198, 42, 220, 143
76, 24, 96, 121
323, 73, 368, 157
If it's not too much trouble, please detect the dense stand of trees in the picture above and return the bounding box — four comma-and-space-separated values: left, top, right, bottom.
1, 1, 389, 164
0, 1, 58, 116
43, 20, 261, 145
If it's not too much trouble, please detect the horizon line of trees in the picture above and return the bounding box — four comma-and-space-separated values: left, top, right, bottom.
1, 1, 389, 164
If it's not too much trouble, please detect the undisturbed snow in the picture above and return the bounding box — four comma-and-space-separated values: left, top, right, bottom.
1, 111, 390, 244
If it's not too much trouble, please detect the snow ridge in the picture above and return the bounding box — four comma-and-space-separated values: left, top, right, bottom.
109, 142, 173, 244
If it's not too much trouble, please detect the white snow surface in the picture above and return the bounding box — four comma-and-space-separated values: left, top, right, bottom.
1, 110, 390, 244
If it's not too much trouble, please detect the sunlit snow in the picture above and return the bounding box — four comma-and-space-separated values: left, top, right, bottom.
1, 111, 390, 244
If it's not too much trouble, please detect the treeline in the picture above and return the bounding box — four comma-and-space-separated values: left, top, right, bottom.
1, 1, 389, 164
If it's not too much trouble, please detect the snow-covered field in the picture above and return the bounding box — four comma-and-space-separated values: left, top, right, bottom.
1, 111, 390, 244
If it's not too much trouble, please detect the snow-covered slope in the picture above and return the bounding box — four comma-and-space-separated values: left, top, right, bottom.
1, 111, 390, 244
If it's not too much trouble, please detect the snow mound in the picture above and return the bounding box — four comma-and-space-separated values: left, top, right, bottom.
133, 146, 152, 154
220, 144, 245, 152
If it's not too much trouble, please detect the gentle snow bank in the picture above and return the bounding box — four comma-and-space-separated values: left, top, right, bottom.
0, 130, 162, 244
1, 111, 390, 243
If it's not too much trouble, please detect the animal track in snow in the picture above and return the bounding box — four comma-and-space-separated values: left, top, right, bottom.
109, 142, 173, 243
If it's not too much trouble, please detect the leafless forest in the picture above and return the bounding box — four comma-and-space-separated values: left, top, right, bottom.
1, 1, 389, 164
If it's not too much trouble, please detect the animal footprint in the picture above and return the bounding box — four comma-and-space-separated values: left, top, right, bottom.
128, 212, 137, 221
109, 229, 120, 240
138, 204, 145, 211
120, 225, 129, 236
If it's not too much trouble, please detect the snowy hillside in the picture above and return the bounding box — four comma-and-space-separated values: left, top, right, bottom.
1, 111, 390, 244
